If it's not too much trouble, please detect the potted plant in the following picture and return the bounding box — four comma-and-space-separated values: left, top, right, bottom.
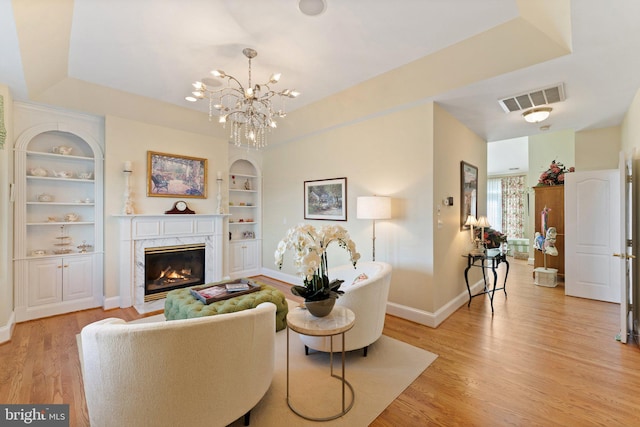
275, 223, 360, 317
475, 227, 508, 250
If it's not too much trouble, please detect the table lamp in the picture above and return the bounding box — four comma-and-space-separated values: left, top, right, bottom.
357, 196, 391, 261
476, 216, 491, 248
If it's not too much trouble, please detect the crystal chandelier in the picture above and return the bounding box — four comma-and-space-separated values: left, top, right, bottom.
186, 48, 300, 149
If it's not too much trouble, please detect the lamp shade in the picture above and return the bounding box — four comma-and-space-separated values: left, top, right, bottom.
476, 215, 491, 228
357, 196, 391, 220
464, 215, 478, 227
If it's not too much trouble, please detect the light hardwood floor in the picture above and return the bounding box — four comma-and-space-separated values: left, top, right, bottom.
1, 259, 639, 426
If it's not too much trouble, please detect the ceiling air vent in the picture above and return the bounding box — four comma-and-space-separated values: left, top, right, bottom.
498, 84, 565, 113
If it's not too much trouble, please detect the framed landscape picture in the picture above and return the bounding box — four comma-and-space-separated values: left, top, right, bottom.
147, 151, 207, 198
304, 177, 347, 221
460, 161, 478, 230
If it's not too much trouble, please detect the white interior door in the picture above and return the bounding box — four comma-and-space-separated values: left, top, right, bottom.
565, 169, 621, 303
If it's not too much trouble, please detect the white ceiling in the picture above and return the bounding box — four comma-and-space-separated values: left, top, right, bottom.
1, 0, 640, 153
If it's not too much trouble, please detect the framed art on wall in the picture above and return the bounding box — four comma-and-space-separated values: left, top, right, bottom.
147, 151, 207, 198
304, 177, 347, 221
460, 161, 478, 230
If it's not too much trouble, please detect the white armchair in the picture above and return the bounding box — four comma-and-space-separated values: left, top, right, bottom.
79, 302, 276, 427
299, 261, 392, 356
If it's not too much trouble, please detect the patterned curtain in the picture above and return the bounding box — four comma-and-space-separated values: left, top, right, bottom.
501, 175, 526, 238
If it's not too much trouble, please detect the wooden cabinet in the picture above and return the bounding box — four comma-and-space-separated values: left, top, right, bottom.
534, 185, 565, 276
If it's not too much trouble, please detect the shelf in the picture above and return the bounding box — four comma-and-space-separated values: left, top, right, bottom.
229, 205, 257, 208
229, 222, 257, 225
27, 222, 95, 226
229, 188, 257, 193
230, 238, 258, 243
229, 173, 257, 179
27, 176, 95, 183
26, 151, 94, 161
27, 202, 95, 206
26, 251, 95, 259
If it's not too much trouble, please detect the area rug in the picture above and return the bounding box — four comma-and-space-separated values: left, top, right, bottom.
101, 302, 438, 426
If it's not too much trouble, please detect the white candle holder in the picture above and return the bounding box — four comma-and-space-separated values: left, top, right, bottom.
123, 163, 135, 215
216, 177, 224, 214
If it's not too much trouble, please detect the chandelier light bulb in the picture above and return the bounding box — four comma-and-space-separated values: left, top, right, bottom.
185, 96, 197, 102
269, 73, 281, 83
211, 70, 225, 78
193, 82, 204, 90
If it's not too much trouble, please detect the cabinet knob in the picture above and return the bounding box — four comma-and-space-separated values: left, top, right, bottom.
63, 264, 69, 268
57, 265, 62, 269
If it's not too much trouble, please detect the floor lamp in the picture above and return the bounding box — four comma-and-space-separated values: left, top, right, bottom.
357, 196, 391, 261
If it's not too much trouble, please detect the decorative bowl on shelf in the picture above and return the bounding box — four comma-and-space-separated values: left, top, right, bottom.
31, 249, 46, 256
64, 213, 80, 222
52, 145, 73, 155
53, 249, 74, 254
78, 172, 93, 179
52, 170, 74, 178
28, 167, 48, 177
37, 193, 54, 202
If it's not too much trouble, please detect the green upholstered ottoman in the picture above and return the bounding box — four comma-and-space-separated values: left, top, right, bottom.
164, 282, 289, 331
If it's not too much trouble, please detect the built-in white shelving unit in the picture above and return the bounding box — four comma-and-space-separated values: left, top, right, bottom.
228, 159, 261, 278
14, 119, 104, 322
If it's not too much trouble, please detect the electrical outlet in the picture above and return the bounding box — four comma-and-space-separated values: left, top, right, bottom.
443, 197, 454, 206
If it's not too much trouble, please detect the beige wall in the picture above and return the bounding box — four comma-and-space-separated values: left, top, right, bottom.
103, 116, 228, 301
262, 101, 486, 322
575, 126, 621, 171
433, 104, 487, 311
0, 85, 14, 330
622, 88, 640, 155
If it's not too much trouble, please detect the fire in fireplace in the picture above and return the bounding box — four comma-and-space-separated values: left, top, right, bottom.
144, 243, 206, 301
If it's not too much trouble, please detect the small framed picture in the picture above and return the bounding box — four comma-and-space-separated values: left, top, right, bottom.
147, 151, 207, 198
304, 177, 347, 221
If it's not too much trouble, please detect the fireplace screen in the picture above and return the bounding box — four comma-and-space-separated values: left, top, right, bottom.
144, 244, 206, 300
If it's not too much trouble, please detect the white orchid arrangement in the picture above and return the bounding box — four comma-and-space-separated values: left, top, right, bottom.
274, 223, 360, 301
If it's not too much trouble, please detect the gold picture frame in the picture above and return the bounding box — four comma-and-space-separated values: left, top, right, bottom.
147, 151, 207, 198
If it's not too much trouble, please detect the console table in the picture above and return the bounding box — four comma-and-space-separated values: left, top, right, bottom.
463, 250, 510, 313
286, 306, 355, 421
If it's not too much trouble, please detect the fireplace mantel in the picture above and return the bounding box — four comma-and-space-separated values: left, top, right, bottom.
115, 214, 228, 313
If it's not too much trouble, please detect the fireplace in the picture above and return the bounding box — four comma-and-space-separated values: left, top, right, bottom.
116, 214, 225, 314
144, 243, 206, 301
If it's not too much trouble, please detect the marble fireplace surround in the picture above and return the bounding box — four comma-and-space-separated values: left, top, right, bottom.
116, 214, 226, 313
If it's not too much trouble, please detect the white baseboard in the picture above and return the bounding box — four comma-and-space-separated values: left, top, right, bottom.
260, 267, 301, 286
0, 311, 16, 344
103, 296, 123, 310
386, 280, 485, 328
261, 267, 485, 329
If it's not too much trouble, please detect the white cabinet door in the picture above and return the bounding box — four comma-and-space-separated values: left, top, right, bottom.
28, 258, 63, 306
229, 242, 246, 274
229, 240, 259, 275
243, 240, 259, 271
63, 255, 93, 300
